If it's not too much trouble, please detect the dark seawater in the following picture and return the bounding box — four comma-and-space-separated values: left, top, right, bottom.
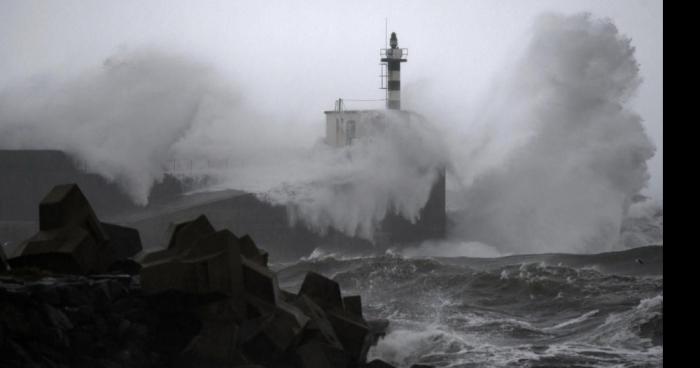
274, 246, 663, 368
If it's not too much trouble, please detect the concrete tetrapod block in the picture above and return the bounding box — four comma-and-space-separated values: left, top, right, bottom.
239, 303, 308, 363
241, 258, 279, 306
141, 232, 244, 297
139, 217, 228, 278
291, 294, 344, 350
244, 293, 309, 329
239, 234, 269, 267
9, 227, 107, 274
101, 222, 142, 260
9, 184, 116, 273
37, 184, 106, 240
138, 221, 225, 266
139, 258, 195, 292
279, 289, 298, 302
343, 295, 363, 319
173, 229, 245, 297
181, 251, 243, 296
326, 309, 370, 362
181, 229, 238, 259
277, 300, 311, 333
298, 271, 344, 311
167, 215, 216, 252
135, 248, 177, 265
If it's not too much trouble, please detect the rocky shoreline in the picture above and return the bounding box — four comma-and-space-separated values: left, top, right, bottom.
0, 184, 427, 368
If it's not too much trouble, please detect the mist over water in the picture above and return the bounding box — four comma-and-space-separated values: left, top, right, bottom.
0, 13, 658, 254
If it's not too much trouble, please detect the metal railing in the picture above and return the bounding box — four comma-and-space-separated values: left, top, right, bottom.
380, 48, 409, 58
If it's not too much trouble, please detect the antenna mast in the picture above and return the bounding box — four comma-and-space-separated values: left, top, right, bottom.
385, 18, 388, 49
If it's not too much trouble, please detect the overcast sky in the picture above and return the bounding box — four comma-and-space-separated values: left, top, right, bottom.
0, 0, 662, 200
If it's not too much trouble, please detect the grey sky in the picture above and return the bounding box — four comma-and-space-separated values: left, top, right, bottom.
0, 0, 662, 201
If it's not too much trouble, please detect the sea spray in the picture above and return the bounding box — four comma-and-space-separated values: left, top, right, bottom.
0, 49, 235, 205
447, 13, 656, 254
0, 13, 658, 254
259, 110, 449, 241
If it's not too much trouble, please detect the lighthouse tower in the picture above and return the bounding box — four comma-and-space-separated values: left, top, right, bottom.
381, 32, 408, 110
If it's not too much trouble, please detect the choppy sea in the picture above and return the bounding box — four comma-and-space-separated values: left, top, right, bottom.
275, 245, 663, 367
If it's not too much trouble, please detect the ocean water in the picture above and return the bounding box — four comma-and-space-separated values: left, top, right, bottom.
275, 246, 663, 368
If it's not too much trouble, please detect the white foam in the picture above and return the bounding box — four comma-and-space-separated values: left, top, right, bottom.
544, 310, 599, 331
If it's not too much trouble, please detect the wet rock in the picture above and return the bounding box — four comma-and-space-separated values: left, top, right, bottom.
1, 266, 387, 368
0, 299, 32, 337
0, 244, 8, 272
239, 307, 306, 363
29, 284, 62, 305
179, 320, 242, 367
2, 202, 389, 368
42, 303, 74, 330
296, 341, 351, 368
64, 304, 96, 326
94, 278, 129, 302
60, 284, 92, 307
183, 299, 247, 365
3, 339, 40, 367
196, 296, 247, 329
148, 308, 201, 359
107, 259, 142, 275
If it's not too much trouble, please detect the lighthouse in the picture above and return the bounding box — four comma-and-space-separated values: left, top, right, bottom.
324, 31, 412, 147
381, 32, 408, 110
321, 31, 445, 246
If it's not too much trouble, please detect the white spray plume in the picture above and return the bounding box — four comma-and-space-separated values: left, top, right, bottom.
445, 13, 656, 254
257, 111, 449, 240
0, 48, 449, 242
0, 13, 658, 255
0, 49, 240, 205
